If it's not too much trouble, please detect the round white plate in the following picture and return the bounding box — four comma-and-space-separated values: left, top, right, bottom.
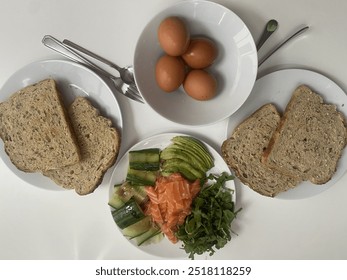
0, 59, 123, 191
108, 132, 236, 258
134, 0, 257, 126
226, 68, 347, 200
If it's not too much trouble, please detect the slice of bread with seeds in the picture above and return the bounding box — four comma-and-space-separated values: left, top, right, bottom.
262, 85, 347, 184
221, 104, 300, 197
43, 97, 120, 195
0, 79, 80, 172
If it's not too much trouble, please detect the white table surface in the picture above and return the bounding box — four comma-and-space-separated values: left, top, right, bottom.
0, 0, 346, 260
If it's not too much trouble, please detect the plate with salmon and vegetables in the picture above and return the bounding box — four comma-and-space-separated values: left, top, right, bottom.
108, 133, 240, 259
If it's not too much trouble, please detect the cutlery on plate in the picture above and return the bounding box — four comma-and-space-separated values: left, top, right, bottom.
42, 35, 144, 104
257, 19, 278, 51
62, 39, 136, 86
258, 25, 309, 67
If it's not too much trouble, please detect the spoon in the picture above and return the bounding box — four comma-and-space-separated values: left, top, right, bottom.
257, 19, 278, 51
258, 25, 309, 67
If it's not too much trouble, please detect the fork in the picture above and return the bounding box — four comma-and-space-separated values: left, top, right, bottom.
42, 35, 144, 103
63, 39, 136, 86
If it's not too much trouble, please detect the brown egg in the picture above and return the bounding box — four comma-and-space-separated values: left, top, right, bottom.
182, 37, 218, 69
158, 16, 190, 56
155, 55, 186, 92
183, 69, 217, 101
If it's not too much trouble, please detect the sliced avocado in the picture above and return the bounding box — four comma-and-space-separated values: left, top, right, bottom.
173, 136, 210, 152
162, 158, 205, 180
161, 167, 197, 181
170, 137, 214, 170
160, 147, 208, 173
172, 136, 214, 168
169, 143, 211, 170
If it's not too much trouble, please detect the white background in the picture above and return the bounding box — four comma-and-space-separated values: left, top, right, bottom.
0, 0, 346, 261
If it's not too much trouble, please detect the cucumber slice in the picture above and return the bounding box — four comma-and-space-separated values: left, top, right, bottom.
108, 184, 125, 209
135, 225, 162, 246
129, 148, 160, 171
122, 216, 152, 238
108, 182, 148, 209
112, 198, 145, 229
141, 230, 164, 245
126, 168, 157, 186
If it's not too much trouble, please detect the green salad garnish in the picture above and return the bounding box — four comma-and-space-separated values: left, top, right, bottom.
176, 172, 241, 259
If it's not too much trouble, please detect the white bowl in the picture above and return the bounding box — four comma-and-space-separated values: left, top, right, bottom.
134, 0, 258, 126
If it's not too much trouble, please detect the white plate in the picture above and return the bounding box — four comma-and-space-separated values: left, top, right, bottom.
108, 132, 236, 258
226, 68, 347, 200
134, 0, 257, 126
0, 59, 123, 191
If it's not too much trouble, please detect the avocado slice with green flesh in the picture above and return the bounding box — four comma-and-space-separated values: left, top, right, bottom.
162, 158, 205, 180
160, 147, 208, 173
171, 136, 214, 169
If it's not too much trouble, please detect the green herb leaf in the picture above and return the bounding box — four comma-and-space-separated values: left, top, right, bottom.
176, 172, 241, 259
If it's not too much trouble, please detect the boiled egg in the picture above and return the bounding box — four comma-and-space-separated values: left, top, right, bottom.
155, 54, 186, 92
183, 69, 217, 101
182, 37, 218, 69
158, 17, 190, 56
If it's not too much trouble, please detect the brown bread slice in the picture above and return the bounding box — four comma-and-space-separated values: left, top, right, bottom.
263, 85, 347, 184
221, 104, 300, 197
43, 97, 120, 195
0, 79, 80, 172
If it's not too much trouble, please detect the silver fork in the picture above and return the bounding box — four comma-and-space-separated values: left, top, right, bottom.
42, 35, 144, 103
63, 39, 136, 85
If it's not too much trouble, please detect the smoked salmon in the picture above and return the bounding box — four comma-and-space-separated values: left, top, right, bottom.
144, 173, 200, 243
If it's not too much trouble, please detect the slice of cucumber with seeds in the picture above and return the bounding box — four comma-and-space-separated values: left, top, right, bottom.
122, 216, 153, 239
126, 168, 157, 186
108, 182, 148, 209
112, 198, 145, 229
129, 148, 160, 171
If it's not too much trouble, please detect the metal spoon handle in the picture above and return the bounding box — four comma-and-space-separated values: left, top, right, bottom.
257, 19, 278, 51
258, 25, 309, 67
63, 39, 121, 72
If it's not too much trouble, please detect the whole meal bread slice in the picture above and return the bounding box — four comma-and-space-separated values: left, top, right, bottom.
43, 96, 120, 195
0, 79, 80, 172
221, 104, 300, 197
262, 85, 347, 184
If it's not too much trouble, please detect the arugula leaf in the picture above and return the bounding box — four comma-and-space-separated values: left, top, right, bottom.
176, 172, 241, 259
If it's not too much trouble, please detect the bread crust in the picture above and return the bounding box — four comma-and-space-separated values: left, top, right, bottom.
43, 97, 121, 195
222, 103, 300, 197
0, 79, 80, 172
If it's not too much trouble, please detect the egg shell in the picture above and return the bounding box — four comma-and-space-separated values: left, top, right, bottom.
155, 55, 186, 92
158, 16, 190, 56
183, 69, 217, 101
182, 37, 218, 69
